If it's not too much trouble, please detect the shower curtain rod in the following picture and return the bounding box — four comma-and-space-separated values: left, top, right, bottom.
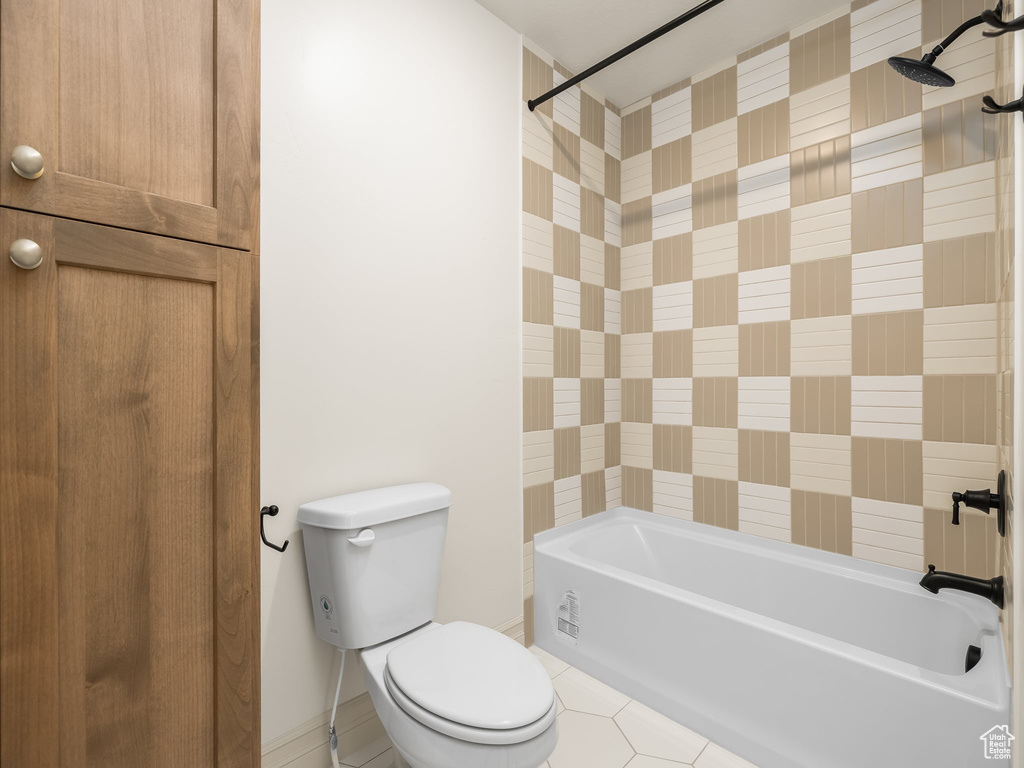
527, 0, 729, 112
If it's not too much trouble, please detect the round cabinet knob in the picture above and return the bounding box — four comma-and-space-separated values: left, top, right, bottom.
11, 145, 44, 180
9, 239, 43, 270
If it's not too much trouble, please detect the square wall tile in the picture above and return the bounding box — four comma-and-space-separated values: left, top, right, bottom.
739, 482, 792, 541
792, 489, 853, 554
693, 476, 739, 529
654, 469, 694, 519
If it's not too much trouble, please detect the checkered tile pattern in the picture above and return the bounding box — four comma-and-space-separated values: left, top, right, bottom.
523, 0, 1015, 645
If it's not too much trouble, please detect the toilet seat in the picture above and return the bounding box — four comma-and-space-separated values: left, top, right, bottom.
383, 621, 556, 746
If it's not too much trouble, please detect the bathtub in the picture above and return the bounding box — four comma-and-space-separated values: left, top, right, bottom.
534, 508, 1010, 768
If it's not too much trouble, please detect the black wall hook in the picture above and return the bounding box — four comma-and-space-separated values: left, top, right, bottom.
260, 505, 289, 552
981, 86, 1024, 118
982, 1, 1020, 36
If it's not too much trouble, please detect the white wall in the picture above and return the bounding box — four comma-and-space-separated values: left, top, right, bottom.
260, 0, 522, 743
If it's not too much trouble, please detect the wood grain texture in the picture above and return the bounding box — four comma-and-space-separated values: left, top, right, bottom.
0, 209, 59, 767
56, 266, 216, 768
0, 0, 259, 251
0, 211, 259, 767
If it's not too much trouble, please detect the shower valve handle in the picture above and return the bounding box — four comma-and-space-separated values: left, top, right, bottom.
950, 488, 999, 526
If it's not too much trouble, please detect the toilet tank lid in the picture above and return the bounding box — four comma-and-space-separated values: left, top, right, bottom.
297, 483, 451, 530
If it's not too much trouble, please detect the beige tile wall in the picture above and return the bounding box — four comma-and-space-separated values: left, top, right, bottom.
522, 41, 623, 644
993, 0, 1015, 670
523, 0, 1015, 646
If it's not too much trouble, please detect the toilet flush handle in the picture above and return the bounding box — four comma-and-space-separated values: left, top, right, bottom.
347, 529, 376, 547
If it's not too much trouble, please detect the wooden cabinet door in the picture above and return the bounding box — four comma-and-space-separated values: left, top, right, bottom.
0, 209, 259, 767
0, 0, 259, 250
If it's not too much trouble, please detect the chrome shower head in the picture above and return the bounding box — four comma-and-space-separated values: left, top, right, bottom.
887, 55, 956, 88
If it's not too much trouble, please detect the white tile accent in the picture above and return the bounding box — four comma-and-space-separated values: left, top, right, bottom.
621, 242, 654, 291
693, 426, 738, 481
523, 101, 554, 169
923, 161, 995, 242
605, 198, 622, 247
553, 275, 581, 328
554, 378, 581, 429
653, 470, 694, 521
523, 430, 554, 487
553, 173, 581, 232
605, 107, 622, 160
692, 118, 738, 180
653, 281, 694, 331
694, 326, 739, 377
922, 441, 998, 510
523, 322, 554, 378
923, 304, 997, 374
622, 422, 654, 469
851, 0, 922, 72
653, 378, 693, 426
580, 138, 605, 195
790, 433, 852, 496
922, 27, 995, 110
605, 379, 622, 423
851, 497, 923, 570
581, 234, 604, 287
790, 75, 851, 151
693, 222, 739, 278
851, 376, 923, 440
792, 315, 853, 376
622, 151, 652, 203
580, 330, 604, 379
851, 244, 923, 314
738, 482, 791, 542
851, 113, 922, 192
554, 475, 583, 528
791, 195, 852, 263
604, 288, 621, 335
523, 213, 554, 272
737, 155, 790, 219
621, 332, 653, 378
738, 264, 790, 324
605, 465, 622, 508
738, 377, 790, 431
652, 184, 694, 241
738, 43, 789, 115
581, 423, 605, 474
553, 71, 581, 134
652, 86, 692, 148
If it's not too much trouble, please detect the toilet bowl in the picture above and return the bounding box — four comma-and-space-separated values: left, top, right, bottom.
360, 622, 558, 768
297, 484, 558, 768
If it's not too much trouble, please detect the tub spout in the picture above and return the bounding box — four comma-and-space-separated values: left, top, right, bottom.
920, 564, 1004, 608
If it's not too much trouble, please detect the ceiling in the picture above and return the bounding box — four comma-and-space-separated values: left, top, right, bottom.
475, 0, 851, 108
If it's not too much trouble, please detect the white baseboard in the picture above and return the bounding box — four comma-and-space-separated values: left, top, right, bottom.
262, 616, 526, 768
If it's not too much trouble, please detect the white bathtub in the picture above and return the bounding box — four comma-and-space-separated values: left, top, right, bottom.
534, 508, 1010, 768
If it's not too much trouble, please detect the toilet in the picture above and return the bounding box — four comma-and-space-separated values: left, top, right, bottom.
297, 483, 558, 768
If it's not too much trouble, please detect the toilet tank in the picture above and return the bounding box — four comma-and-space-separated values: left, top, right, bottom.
297, 483, 451, 650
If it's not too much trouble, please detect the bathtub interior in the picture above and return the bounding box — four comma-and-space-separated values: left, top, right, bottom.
555, 509, 999, 677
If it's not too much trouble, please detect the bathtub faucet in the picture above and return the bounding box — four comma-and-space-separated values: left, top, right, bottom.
919, 564, 1005, 608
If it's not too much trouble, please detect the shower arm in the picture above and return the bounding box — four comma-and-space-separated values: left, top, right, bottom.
527, 0, 728, 112
927, 6, 998, 61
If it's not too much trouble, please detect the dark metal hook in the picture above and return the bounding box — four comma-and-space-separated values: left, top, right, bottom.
982, 2, 1021, 36
981, 86, 1024, 116
260, 505, 289, 552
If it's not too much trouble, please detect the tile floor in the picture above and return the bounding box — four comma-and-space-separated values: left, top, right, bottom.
338, 646, 757, 768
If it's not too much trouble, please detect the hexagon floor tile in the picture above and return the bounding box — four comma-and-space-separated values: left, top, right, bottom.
614, 699, 709, 763
552, 666, 631, 717
548, 710, 637, 768
626, 757, 691, 767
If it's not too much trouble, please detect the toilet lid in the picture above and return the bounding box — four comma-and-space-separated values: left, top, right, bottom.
385, 622, 554, 730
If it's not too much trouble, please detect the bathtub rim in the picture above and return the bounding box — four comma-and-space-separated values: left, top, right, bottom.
534, 507, 1010, 709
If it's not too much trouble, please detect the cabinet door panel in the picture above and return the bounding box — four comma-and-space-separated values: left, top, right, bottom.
0, 0, 258, 250
0, 209, 259, 768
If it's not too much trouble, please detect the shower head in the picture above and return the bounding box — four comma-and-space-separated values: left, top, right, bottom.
887, 55, 956, 88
